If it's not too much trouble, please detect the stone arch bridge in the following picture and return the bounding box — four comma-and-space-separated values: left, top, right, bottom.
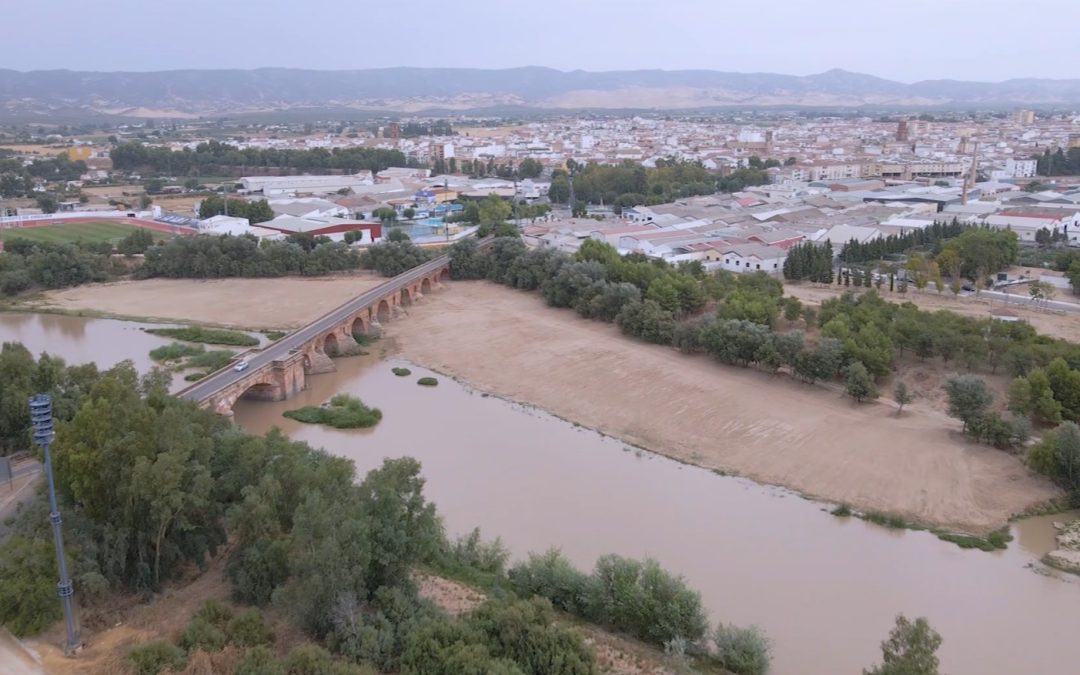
178, 254, 452, 415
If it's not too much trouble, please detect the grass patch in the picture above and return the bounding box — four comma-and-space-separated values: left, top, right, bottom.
145, 325, 258, 347
354, 333, 380, 347
417, 377, 438, 387
831, 503, 852, 517
392, 367, 412, 377
0, 221, 168, 246
283, 393, 382, 429
149, 342, 204, 362
860, 510, 911, 529
186, 349, 235, 371
935, 527, 1013, 551
184, 372, 208, 382
263, 330, 287, 341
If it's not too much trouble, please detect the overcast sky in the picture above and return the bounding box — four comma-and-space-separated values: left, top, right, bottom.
3, 0, 1077, 82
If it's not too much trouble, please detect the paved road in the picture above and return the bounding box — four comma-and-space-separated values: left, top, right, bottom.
179, 254, 451, 403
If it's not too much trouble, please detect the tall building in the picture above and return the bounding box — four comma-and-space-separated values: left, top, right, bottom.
386, 122, 401, 140
896, 120, 910, 142
1014, 110, 1035, 125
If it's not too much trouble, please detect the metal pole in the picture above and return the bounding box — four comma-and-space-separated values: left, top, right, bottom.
29, 394, 80, 655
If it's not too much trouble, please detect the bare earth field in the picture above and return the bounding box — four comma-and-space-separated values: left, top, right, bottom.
31, 274, 385, 330
784, 282, 1080, 341
389, 282, 1060, 534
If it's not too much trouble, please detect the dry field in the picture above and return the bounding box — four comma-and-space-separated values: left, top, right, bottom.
32, 274, 386, 330
389, 282, 1060, 533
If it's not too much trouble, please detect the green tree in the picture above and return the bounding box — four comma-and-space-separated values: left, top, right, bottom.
943, 375, 993, 432
845, 362, 879, 402
863, 615, 943, 675
713, 624, 772, 675
478, 194, 512, 227
894, 381, 913, 413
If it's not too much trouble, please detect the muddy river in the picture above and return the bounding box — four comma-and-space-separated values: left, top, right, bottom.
2, 313, 1076, 674
231, 353, 1080, 675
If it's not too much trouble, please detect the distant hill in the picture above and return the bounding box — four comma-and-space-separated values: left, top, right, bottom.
3, 67, 1080, 119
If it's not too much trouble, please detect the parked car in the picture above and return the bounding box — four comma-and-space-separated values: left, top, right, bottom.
233, 360, 250, 372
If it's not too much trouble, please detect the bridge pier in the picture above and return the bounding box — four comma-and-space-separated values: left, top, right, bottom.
307, 350, 336, 374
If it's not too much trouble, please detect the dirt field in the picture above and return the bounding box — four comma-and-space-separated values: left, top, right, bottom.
389, 282, 1060, 534
784, 282, 1080, 341
31, 274, 386, 330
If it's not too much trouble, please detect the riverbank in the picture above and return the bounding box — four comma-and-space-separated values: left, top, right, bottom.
22, 273, 386, 330
387, 281, 1060, 534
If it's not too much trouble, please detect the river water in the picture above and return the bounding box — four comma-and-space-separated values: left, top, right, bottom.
228, 353, 1080, 675
0, 312, 253, 392
3, 313, 1077, 674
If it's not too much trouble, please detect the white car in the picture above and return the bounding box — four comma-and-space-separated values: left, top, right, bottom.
233, 360, 250, 372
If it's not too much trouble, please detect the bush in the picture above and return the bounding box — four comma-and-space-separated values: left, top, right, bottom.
127, 640, 187, 675
712, 623, 772, 675
441, 527, 510, 576
392, 367, 412, 377
184, 371, 207, 382
149, 342, 204, 362
186, 349, 236, 371
228, 539, 290, 606
226, 608, 274, 647
145, 325, 259, 347
283, 394, 383, 429
194, 599, 233, 626
179, 617, 227, 652
0, 536, 63, 636
417, 377, 439, 387
235, 645, 285, 675
586, 555, 709, 646
282, 644, 375, 675
77, 571, 110, 605
264, 330, 287, 341
508, 549, 593, 617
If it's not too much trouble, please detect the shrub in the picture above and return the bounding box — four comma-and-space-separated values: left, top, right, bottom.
467, 597, 595, 675
186, 349, 236, 371
392, 367, 412, 377
283, 394, 383, 428
127, 640, 187, 675
179, 617, 227, 652
145, 325, 259, 347
184, 371, 207, 382
508, 549, 593, 616
235, 645, 284, 675
282, 644, 376, 675
264, 330, 287, 341
712, 623, 772, 675
149, 342, 204, 362
0, 536, 63, 636
228, 539, 290, 606
441, 527, 510, 576
226, 608, 274, 647
194, 599, 233, 626
831, 503, 852, 517
586, 555, 708, 646
417, 377, 439, 387
77, 571, 110, 605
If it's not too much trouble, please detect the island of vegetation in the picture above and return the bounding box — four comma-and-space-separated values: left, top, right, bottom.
417, 377, 439, 387
392, 367, 412, 377
283, 393, 384, 429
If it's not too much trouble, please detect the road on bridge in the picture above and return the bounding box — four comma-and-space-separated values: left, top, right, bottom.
178, 254, 450, 404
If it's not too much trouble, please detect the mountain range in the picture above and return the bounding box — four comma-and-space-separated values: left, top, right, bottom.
4, 67, 1080, 120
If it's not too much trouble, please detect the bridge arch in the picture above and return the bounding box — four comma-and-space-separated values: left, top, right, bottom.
351, 315, 368, 341
376, 299, 392, 323
240, 382, 278, 401
421, 277, 432, 294
324, 332, 340, 356
400, 287, 413, 307
302, 353, 312, 373
439, 269, 450, 283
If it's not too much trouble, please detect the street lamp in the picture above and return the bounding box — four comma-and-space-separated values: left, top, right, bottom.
28, 394, 80, 655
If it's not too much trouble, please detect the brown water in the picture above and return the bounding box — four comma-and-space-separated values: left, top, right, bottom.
0, 312, 195, 391
233, 354, 1080, 675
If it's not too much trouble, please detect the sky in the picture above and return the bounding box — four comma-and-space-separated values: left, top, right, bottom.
3, 0, 1078, 82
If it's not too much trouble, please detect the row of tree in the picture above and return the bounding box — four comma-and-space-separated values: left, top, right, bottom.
197, 195, 275, 223
0, 238, 117, 296
137, 233, 361, 278
110, 141, 409, 175
782, 241, 835, 282
838, 218, 969, 264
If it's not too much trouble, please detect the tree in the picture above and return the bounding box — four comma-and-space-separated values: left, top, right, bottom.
402, 207, 416, 220
139, 194, 153, 209
944, 375, 993, 432
713, 624, 771, 675
863, 615, 943, 675
35, 194, 58, 213
117, 228, 155, 256
517, 158, 543, 179
478, 194, 512, 227
845, 362, 879, 403
894, 381, 913, 414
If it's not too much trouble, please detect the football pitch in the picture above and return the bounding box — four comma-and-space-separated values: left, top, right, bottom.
0, 221, 167, 245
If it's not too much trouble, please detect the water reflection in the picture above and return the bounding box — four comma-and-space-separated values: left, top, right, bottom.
234, 355, 1080, 675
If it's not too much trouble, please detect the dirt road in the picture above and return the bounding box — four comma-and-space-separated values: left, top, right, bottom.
31, 274, 386, 330
389, 282, 1060, 533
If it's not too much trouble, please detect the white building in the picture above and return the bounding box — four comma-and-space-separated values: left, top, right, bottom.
240, 172, 374, 196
